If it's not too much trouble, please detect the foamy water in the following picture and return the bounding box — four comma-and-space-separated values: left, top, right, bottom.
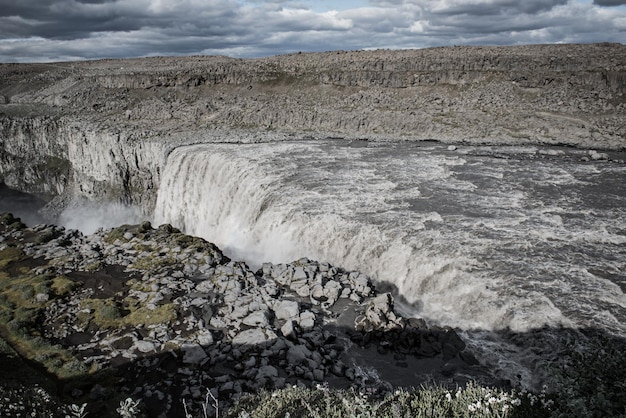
153, 140, 626, 385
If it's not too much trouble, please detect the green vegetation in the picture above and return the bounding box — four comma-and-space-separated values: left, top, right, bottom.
0, 247, 24, 269
123, 303, 177, 327
51, 275, 78, 296
0, 268, 82, 379
129, 252, 178, 271
226, 383, 553, 418
35, 227, 59, 244
78, 298, 123, 329
0, 212, 26, 230
78, 296, 177, 329
548, 333, 626, 417
103, 226, 132, 244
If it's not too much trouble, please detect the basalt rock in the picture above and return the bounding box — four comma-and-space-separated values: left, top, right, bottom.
0, 213, 490, 417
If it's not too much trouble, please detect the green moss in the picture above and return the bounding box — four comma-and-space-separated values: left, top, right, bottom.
133, 243, 154, 252
126, 278, 151, 293
137, 221, 153, 234
35, 228, 58, 244
123, 303, 177, 327
83, 260, 103, 272
103, 226, 130, 244
51, 275, 77, 297
0, 247, 24, 269
0, 212, 17, 225
0, 273, 51, 309
8, 307, 38, 329
80, 296, 177, 329
79, 298, 122, 329
0, 213, 26, 230
130, 253, 178, 272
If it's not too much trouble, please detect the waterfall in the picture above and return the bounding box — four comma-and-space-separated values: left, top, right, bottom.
153, 140, 626, 339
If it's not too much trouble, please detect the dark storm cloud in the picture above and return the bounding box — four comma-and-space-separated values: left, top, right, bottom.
426, 0, 569, 16
0, 0, 624, 62
594, 0, 626, 6
0, 0, 242, 40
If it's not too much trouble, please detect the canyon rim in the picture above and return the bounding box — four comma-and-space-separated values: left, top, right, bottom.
0, 43, 625, 417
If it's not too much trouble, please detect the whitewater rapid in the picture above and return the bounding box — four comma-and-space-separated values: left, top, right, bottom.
154, 140, 626, 340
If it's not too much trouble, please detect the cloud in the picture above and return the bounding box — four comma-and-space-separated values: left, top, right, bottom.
594, 0, 626, 6
0, 0, 624, 62
421, 0, 569, 15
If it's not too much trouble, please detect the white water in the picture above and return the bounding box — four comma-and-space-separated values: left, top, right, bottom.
154, 141, 626, 340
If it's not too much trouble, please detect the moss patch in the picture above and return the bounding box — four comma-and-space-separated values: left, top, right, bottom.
80, 297, 177, 329
0, 247, 24, 269
123, 303, 177, 327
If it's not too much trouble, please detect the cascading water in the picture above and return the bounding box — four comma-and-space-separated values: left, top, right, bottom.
154, 140, 626, 384
154, 140, 625, 331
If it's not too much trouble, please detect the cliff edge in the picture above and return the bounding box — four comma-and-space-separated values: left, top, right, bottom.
1, 43, 625, 211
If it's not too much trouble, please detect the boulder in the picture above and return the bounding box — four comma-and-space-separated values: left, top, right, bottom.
280, 320, 298, 340
286, 344, 313, 366
242, 310, 270, 327
298, 310, 316, 329
134, 340, 157, 354
232, 329, 276, 349
274, 300, 300, 321
182, 343, 208, 365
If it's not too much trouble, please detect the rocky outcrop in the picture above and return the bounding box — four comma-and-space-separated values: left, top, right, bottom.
0, 43, 625, 213
0, 213, 489, 416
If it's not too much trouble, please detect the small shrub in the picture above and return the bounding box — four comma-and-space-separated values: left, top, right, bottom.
225, 383, 554, 418
0, 384, 65, 417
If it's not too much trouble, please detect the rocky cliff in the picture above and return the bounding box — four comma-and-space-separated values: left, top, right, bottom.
1, 43, 625, 212
0, 213, 488, 417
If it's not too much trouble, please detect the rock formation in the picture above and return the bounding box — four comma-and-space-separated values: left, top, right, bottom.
0, 213, 490, 416
1, 44, 625, 417
1, 44, 625, 215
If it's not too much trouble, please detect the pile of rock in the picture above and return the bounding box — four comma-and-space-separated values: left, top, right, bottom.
0, 213, 490, 417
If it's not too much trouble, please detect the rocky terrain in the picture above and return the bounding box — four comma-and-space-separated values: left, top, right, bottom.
0, 44, 625, 416
0, 43, 625, 217
0, 212, 492, 417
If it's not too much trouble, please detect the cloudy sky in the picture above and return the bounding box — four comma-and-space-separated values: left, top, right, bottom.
1, 0, 625, 62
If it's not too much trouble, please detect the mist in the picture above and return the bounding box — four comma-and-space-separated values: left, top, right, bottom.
0, 182, 142, 234
57, 199, 142, 235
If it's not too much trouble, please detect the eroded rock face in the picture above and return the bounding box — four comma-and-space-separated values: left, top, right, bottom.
1, 44, 624, 216
0, 213, 491, 417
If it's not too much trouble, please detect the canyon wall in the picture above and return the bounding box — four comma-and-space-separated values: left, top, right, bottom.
0, 43, 624, 213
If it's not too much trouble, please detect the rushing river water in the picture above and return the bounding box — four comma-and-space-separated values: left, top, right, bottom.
154, 140, 626, 385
